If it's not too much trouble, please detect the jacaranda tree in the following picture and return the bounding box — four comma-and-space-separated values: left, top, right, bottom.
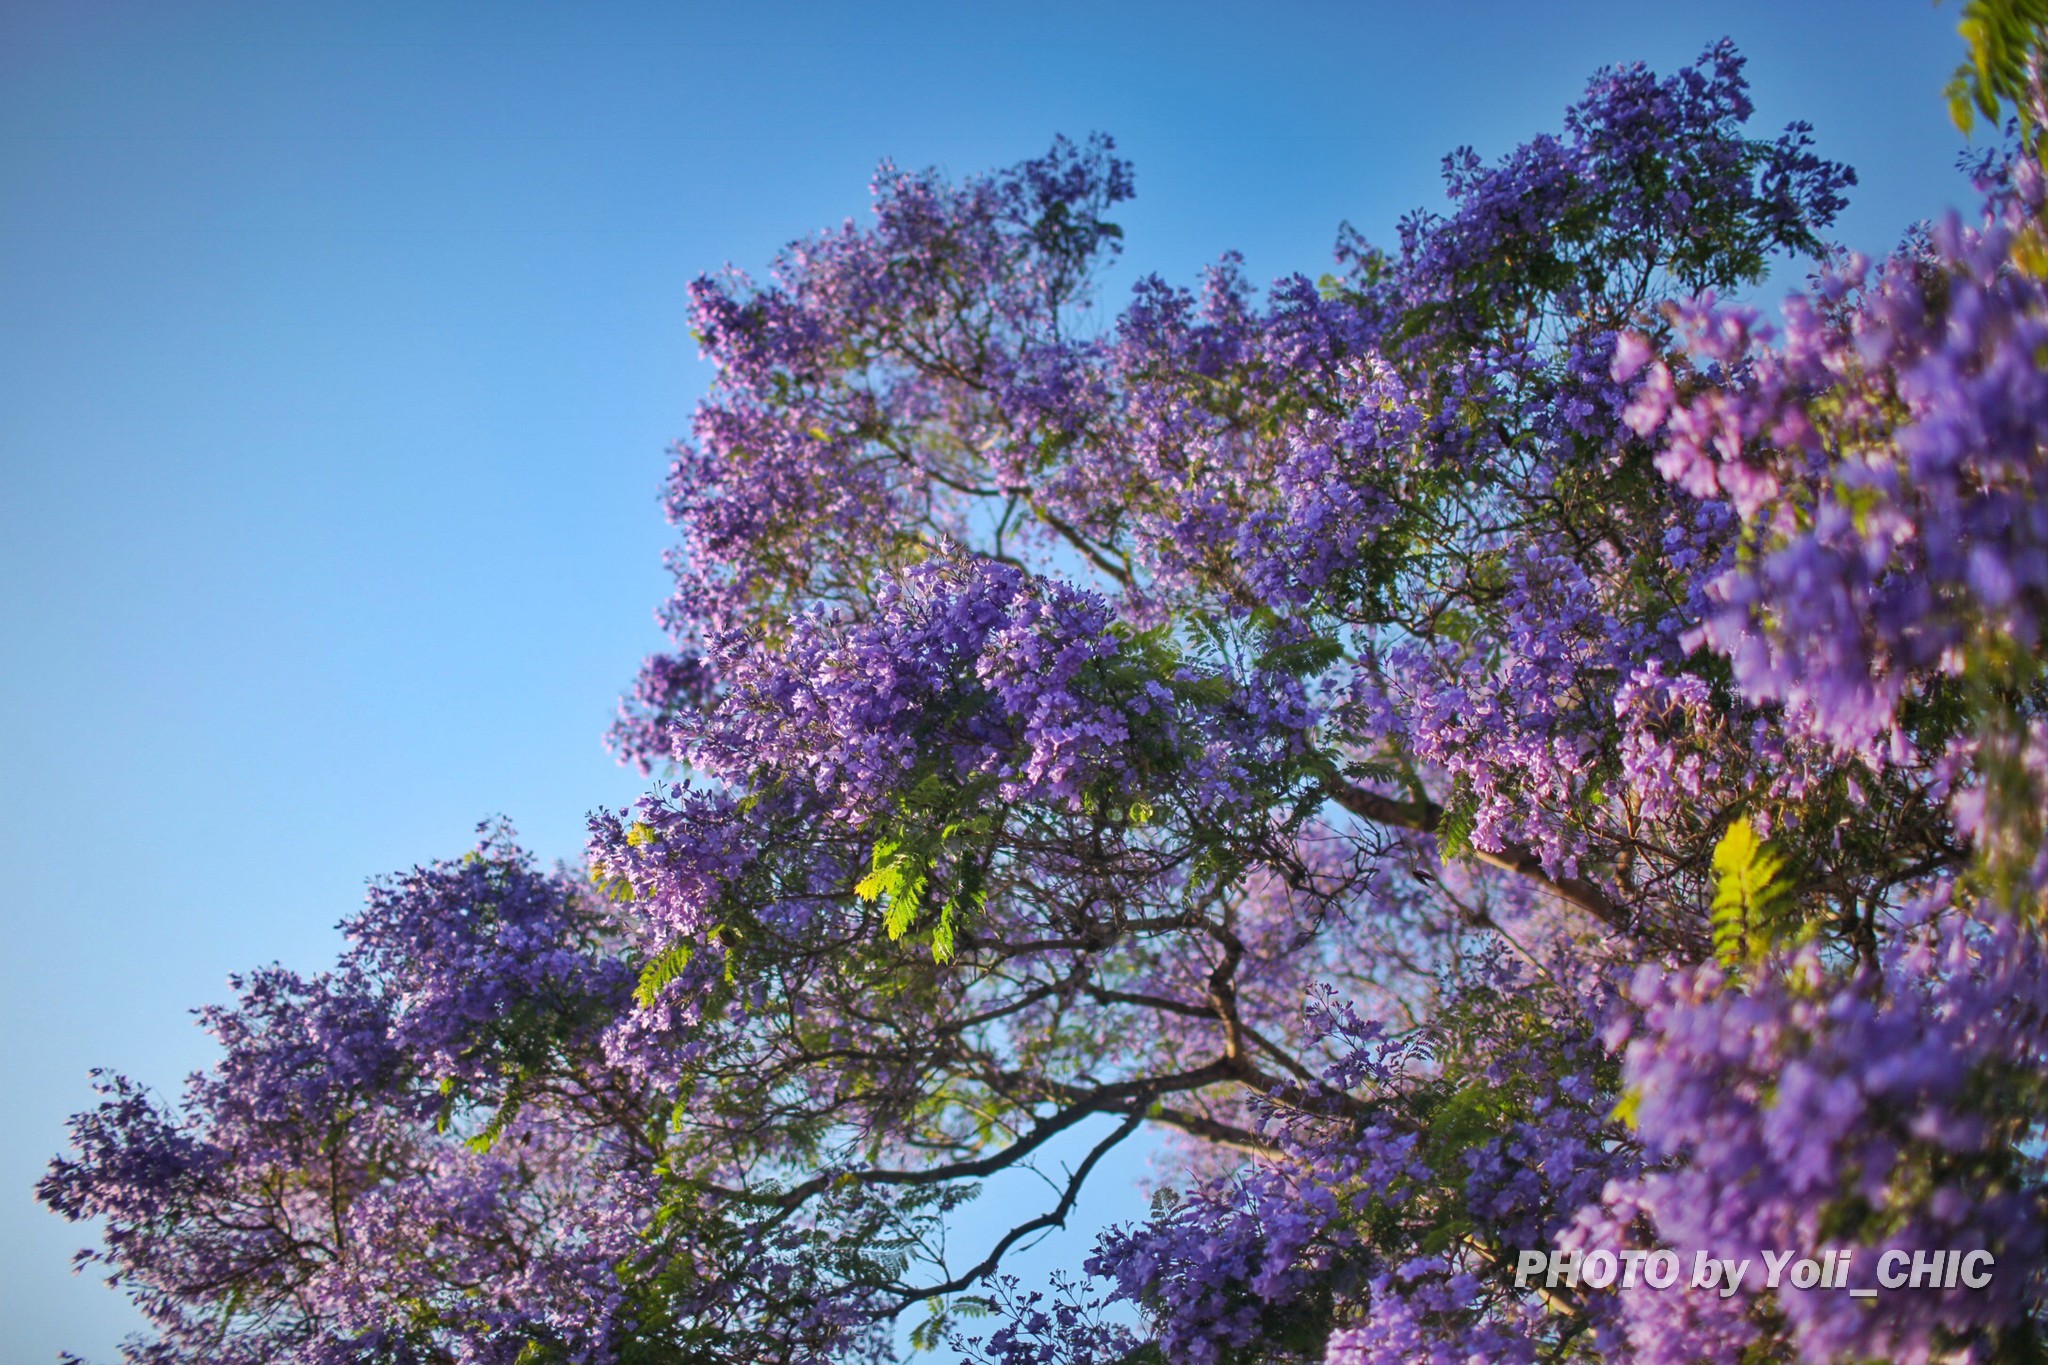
40, 34, 2048, 1365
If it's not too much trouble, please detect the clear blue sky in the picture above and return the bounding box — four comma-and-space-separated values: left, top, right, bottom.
0, 2, 1977, 1357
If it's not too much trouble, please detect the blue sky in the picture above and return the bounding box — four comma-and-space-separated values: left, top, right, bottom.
0, 2, 1978, 1357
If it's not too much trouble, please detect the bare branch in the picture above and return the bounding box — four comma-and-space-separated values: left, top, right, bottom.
886, 1110, 1145, 1310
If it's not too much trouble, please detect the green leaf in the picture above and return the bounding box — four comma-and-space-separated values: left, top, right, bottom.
930, 886, 984, 964
1254, 630, 1344, 676
1709, 817, 1795, 968
1943, 0, 2048, 137
884, 894, 920, 942
464, 1090, 523, 1155
854, 838, 906, 903
1435, 778, 1478, 862
634, 941, 696, 1007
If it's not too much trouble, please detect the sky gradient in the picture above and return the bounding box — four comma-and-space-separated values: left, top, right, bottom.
0, 3, 1980, 1357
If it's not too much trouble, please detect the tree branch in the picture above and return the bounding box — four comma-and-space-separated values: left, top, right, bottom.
886, 1110, 1145, 1311
1322, 777, 1632, 933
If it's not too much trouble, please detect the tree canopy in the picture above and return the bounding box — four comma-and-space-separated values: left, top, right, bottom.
40, 34, 2048, 1365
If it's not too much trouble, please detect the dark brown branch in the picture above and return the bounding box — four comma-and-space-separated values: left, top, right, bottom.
887, 1110, 1145, 1310
1082, 985, 1213, 1018
1204, 911, 1249, 1068
1144, 1105, 1284, 1158
1323, 777, 1631, 933
1027, 498, 1133, 586
756, 1059, 1240, 1211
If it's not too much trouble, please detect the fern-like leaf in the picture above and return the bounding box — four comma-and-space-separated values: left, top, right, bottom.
1435, 779, 1478, 862
634, 940, 695, 1007
1709, 817, 1794, 968
464, 1090, 523, 1155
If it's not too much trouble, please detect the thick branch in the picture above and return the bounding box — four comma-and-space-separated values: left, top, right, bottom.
760, 1059, 1239, 1211
1145, 1105, 1284, 1158
1026, 498, 1133, 586
1323, 778, 1631, 933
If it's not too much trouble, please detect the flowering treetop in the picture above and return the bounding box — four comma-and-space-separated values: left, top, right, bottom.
40, 29, 2048, 1365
